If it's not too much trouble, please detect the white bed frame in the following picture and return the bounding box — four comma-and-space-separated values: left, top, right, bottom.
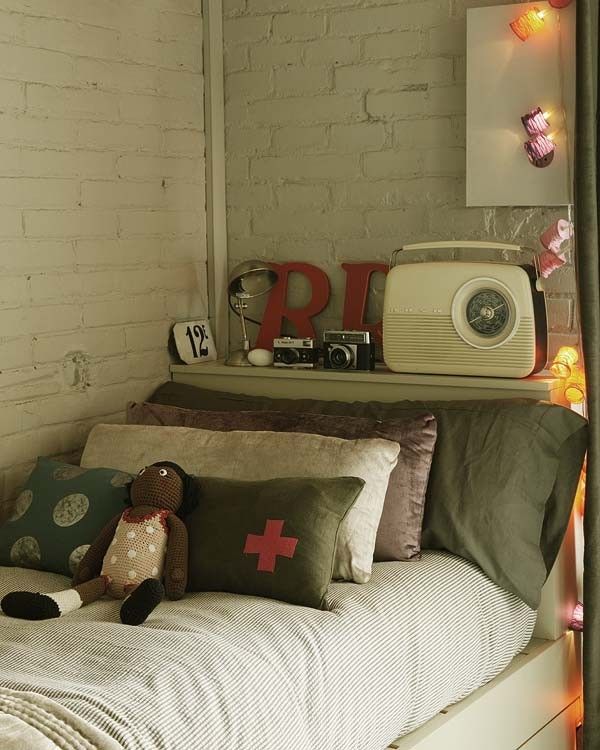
170, 362, 582, 750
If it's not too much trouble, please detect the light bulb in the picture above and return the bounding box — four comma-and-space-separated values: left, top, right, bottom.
550, 346, 579, 378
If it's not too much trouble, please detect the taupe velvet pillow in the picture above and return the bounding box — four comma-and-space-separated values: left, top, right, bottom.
127, 401, 438, 562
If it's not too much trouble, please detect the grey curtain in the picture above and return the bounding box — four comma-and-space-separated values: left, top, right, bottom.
576, 1, 600, 746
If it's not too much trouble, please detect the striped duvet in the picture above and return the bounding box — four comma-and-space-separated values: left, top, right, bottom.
0, 552, 536, 750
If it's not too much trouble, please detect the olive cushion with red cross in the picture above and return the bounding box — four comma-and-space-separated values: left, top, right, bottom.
186, 475, 365, 609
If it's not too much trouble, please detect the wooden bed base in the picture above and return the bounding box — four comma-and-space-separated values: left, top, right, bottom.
170, 362, 581, 750
390, 635, 581, 750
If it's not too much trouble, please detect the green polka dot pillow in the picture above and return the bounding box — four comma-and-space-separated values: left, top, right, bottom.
0, 458, 132, 578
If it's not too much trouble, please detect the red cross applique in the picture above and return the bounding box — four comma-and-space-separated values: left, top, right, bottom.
244, 519, 299, 573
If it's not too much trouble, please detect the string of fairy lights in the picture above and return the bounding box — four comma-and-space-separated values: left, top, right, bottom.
508, 3, 584, 632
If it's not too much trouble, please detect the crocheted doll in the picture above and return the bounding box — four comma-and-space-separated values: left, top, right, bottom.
1, 461, 197, 626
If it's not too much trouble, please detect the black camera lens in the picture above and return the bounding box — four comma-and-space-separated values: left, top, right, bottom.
329, 345, 353, 369
280, 348, 300, 365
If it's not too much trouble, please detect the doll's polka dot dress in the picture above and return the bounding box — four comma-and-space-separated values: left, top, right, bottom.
101, 509, 169, 599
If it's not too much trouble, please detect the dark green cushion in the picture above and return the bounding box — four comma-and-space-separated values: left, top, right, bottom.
0, 458, 132, 577
186, 476, 364, 609
150, 381, 588, 609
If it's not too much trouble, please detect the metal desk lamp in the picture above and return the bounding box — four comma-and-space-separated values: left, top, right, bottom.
226, 260, 278, 366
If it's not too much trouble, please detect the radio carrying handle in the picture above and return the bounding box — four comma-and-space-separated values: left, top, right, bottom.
389, 241, 542, 287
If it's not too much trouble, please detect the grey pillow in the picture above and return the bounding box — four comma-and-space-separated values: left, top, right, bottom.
127, 401, 438, 562
147, 381, 588, 609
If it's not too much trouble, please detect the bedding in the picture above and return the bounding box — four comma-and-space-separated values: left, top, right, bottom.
127, 402, 438, 562
80, 424, 400, 584
0, 552, 536, 750
0, 686, 121, 750
147, 381, 588, 608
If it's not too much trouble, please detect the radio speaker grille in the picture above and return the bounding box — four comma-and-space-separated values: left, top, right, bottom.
383, 314, 536, 375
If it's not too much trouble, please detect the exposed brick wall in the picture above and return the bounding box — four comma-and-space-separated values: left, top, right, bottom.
0, 0, 207, 501
223, 0, 578, 354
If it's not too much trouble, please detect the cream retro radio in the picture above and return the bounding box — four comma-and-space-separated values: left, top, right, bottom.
383, 241, 547, 378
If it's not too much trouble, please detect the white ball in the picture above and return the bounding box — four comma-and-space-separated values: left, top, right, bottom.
248, 348, 274, 367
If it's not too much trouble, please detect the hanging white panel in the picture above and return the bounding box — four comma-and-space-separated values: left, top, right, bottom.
466, 2, 573, 207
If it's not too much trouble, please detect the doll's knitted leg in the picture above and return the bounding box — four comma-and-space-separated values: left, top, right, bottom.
74, 576, 110, 605
1, 576, 109, 620
120, 578, 164, 626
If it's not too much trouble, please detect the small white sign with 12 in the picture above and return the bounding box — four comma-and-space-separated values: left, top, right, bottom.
173, 320, 217, 364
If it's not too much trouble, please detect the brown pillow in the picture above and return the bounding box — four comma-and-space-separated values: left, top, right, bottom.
127, 401, 437, 562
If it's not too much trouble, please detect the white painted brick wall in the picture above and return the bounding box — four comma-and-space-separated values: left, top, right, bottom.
223, 0, 577, 352
0, 0, 207, 503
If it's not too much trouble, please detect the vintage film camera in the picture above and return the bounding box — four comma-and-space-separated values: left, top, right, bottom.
323, 330, 376, 372
273, 337, 319, 369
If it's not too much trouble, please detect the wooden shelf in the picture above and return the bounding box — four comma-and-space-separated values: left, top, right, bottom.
170, 361, 562, 403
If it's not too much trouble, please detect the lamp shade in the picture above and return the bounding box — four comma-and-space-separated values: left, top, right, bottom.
521, 107, 550, 137
510, 7, 546, 41
540, 219, 573, 253
226, 260, 279, 367
564, 366, 586, 405
524, 133, 555, 167
228, 261, 278, 299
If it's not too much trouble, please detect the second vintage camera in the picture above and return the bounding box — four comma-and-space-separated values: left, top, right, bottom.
273, 337, 319, 368
323, 330, 375, 371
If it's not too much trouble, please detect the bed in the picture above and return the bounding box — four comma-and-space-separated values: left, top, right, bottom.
0, 367, 583, 749
0, 551, 535, 750
167, 364, 584, 750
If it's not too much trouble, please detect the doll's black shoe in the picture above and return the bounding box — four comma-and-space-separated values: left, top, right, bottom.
1, 591, 60, 620
120, 578, 165, 626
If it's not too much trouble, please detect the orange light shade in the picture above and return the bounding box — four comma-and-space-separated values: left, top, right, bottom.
564, 365, 586, 405
510, 7, 546, 41
550, 346, 579, 378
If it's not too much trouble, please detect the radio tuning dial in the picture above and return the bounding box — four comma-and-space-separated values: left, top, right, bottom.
466, 289, 509, 336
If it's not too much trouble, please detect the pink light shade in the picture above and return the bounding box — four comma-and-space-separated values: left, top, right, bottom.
522, 107, 550, 137
570, 602, 583, 632
539, 249, 567, 278
549, 0, 573, 7
540, 219, 574, 253
524, 133, 555, 167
